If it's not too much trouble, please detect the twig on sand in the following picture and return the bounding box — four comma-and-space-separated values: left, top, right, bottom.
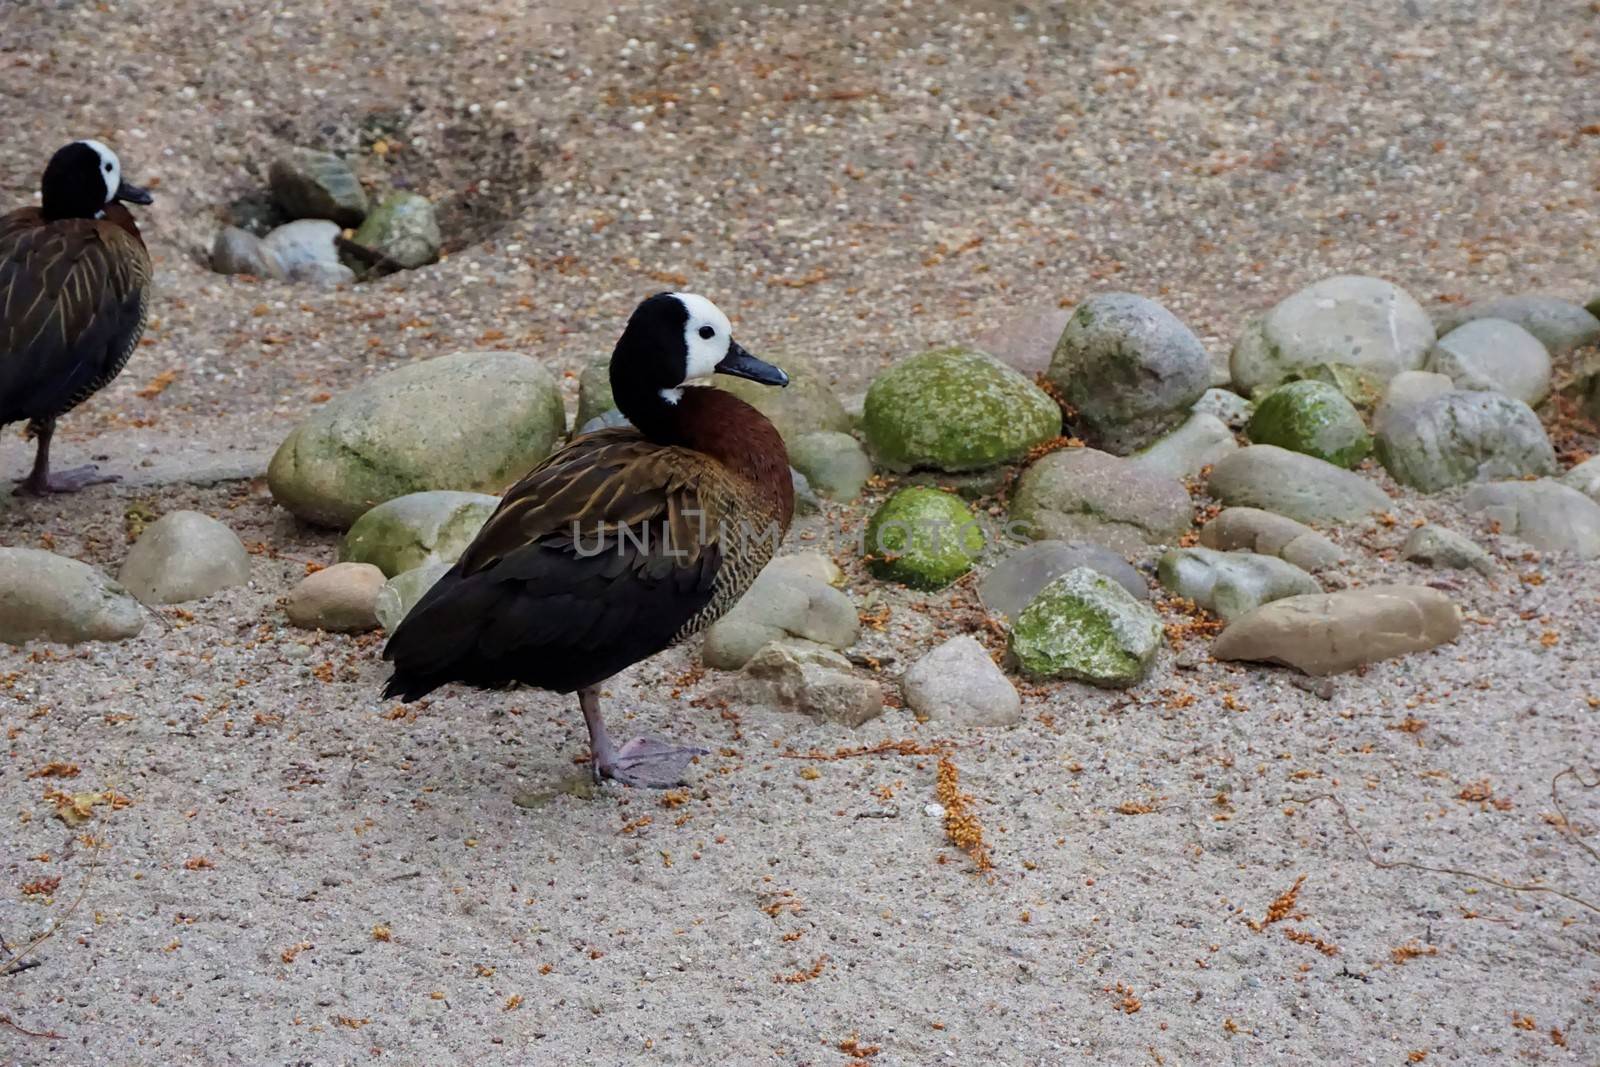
334, 236, 408, 274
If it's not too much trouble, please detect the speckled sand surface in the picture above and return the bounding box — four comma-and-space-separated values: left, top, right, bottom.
2, 1, 1598, 1064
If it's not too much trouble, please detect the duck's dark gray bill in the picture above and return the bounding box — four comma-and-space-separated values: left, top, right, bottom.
116, 181, 154, 206
714, 341, 789, 387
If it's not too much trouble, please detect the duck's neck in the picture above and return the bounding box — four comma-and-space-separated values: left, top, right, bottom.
99, 203, 145, 244
621, 385, 793, 524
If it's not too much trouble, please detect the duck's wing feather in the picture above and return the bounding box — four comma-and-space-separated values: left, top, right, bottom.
381, 431, 725, 699
0, 210, 150, 424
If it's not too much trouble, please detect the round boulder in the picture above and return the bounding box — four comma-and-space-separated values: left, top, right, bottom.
118, 511, 250, 606
980, 540, 1148, 620
375, 562, 452, 632
901, 635, 1021, 727
1230, 275, 1435, 401
701, 567, 859, 670
1009, 567, 1163, 687
0, 549, 144, 646
1156, 547, 1321, 622
1375, 390, 1555, 493
1424, 319, 1551, 406
340, 491, 499, 577
717, 351, 851, 443
1047, 293, 1211, 453
268, 350, 565, 528
211, 227, 285, 279
1246, 380, 1372, 469
788, 431, 872, 501
864, 487, 985, 589
1009, 448, 1193, 553
268, 147, 369, 227
351, 192, 441, 270
574, 358, 616, 433
285, 563, 386, 632
1434, 294, 1600, 356
863, 347, 1060, 472
1206, 446, 1388, 526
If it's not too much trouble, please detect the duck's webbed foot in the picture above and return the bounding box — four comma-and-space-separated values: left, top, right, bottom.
17, 463, 119, 495
579, 685, 708, 788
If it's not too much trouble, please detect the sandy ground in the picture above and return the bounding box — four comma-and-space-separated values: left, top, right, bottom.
2, 0, 1598, 1064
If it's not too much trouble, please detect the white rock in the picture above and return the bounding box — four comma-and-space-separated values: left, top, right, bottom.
0, 548, 144, 645
902, 635, 1020, 727
118, 511, 250, 605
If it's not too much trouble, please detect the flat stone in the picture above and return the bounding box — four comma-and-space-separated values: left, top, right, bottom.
1156, 547, 1321, 621
1375, 390, 1555, 492
863, 346, 1061, 472
1212, 586, 1460, 675
1198, 508, 1344, 572
718, 640, 883, 726
1131, 412, 1238, 481
117, 511, 250, 605
375, 562, 451, 632
210, 226, 284, 279
268, 350, 565, 527
0, 549, 144, 646
1047, 293, 1211, 453
980, 540, 1147, 621
1435, 294, 1600, 356
1009, 567, 1163, 687
701, 569, 858, 670
1230, 275, 1435, 400
1400, 525, 1494, 576
285, 562, 386, 632
339, 491, 499, 577
1425, 319, 1552, 406
1010, 448, 1193, 552
1462, 479, 1600, 559
901, 635, 1020, 727
1206, 445, 1389, 526
788, 431, 872, 500
268, 146, 369, 227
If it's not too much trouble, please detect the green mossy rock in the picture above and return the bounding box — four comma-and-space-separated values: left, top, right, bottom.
863, 486, 984, 589
863, 346, 1060, 472
1009, 567, 1162, 687
268, 350, 565, 528
1247, 380, 1373, 468
339, 491, 498, 577
351, 192, 441, 270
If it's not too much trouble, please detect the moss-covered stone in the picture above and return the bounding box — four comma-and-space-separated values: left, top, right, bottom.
339, 490, 498, 577
1008, 567, 1162, 687
863, 486, 984, 589
1300, 363, 1387, 411
1246, 380, 1373, 468
351, 191, 440, 270
863, 347, 1060, 472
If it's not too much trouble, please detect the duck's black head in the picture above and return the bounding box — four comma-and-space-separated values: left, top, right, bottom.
609, 292, 788, 438
40, 140, 154, 222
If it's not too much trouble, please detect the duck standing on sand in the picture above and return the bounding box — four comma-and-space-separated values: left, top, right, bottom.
382, 293, 793, 786
1, 140, 154, 494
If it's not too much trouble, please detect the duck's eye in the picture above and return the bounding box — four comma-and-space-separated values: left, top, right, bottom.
698, 325, 715, 340
104, 163, 113, 172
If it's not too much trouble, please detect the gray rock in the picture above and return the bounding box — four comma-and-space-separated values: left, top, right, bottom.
1400, 525, 1494, 576
863, 347, 1061, 472
1462, 479, 1600, 559
1560, 455, 1600, 502
701, 568, 859, 669
1156, 547, 1321, 621
117, 511, 250, 606
1131, 412, 1238, 481
788, 431, 872, 500
1373, 371, 1456, 435
901, 635, 1020, 727
1212, 586, 1460, 676
210, 226, 285, 279
1048, 293, 1211, 453
574, 358, 615, 432
1207, 445, 1389, 526
791, 468, 821, 515
339, 491, 498, 577
268, 350, 566, 527
351, 192, 440, 270
1375, 390, 1555, 492
284, 562, 385, 632
717, 640, 883, 726
577, 409, 631, 436
1010, 448, 1193, 553
1230, 275, 1435, 400
717, 351, 852, 443
262, 219, 355, 286
974, 306, 1072, 377
1198, 507, 1344, 572
1008, 567, 1163, 687
1193, 388, 1255, 429
980, 540, 1147, 620
0, 549, 144, 646
375, 562, 451, 632
268, 147, 369, 227
1435, 294, 1600, 356
225, 192, 287, 237
1425, 319, 1552, 406
763, 551, 845, 588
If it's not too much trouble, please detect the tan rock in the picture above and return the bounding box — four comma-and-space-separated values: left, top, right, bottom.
1211, 585, 1460, 675
285, 563, 386, 632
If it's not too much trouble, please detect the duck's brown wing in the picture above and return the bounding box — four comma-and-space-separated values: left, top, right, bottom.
0, 210, 151, 426
381, 431, 726, 699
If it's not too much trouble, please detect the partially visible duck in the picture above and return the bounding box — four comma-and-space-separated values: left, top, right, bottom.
382, 293, 793, 786
1, 140, 154, 494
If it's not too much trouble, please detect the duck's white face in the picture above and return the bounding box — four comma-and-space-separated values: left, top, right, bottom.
80, 139, 121, 204
672, 292, 734, 383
